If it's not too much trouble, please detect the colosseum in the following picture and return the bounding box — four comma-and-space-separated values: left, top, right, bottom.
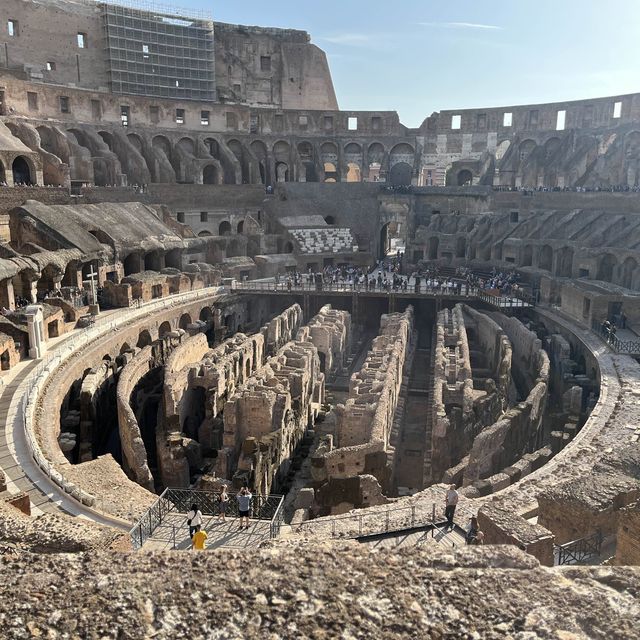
0, 0, 639, 637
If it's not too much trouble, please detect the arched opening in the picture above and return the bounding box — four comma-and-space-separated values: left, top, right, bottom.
324, 216, 336, 226
12, 156, 34, 185
144, 251, 162, 272
158, 321, 172, 338
276, 162, 289, 182
202, 165, 219, 185
519, 140, 537, 163
555, 247, 574, 278
199, 307, 213, 323
389, 162, 412, 186
0, 160, 5, 184
428, 236, 439, 261
457, 169, 473, 186
521, 245, 533, 267
455, 236, 467, 259
137, 330, 152, 348
596, 254, 617, 283
539, 245, 553, 272
37, 264, 61, 299
346, 162, 361, 182
179, 313, 192, 330
218, 221, 231, 236
237, 220, 245, 234
123, 253, 140, 276
621, 257, 638, 289
165, 249, 181, 269
120, 343, 132, 355
283, 241, 294, 254
324, 162, 338, 182
198, 231, 213, 237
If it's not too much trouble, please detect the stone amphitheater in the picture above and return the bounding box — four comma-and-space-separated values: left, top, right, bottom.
0, 1, 639, 637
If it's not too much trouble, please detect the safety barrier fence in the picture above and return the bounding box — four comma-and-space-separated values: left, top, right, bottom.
128, 488, 285, 549
232, 280, 534, 309
17, 286, 224, 525
555, 531, 603, 565
591, 320, 640, 355
294, 502, 457, 547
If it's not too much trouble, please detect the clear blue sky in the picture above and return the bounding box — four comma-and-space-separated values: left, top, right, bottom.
192, 0, 640, 127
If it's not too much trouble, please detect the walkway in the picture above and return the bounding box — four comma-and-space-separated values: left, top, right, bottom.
357, 524, 467, 550
142, 513, 272, 551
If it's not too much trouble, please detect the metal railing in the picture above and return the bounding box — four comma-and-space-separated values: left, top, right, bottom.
295, 502, 454, 542
128, 487, 285, 549
17, 285, 225, 524
591, 320, 640, 355
555, 531, 603, 565
231, 280, 534, 309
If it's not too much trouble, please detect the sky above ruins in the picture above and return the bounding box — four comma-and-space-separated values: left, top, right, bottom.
204, 0, 639, 127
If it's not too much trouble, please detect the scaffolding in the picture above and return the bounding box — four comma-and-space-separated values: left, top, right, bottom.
98, 0, 216, 102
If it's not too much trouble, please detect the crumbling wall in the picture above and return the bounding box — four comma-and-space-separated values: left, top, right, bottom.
311, 307, 413, 513
115, 346, 157, 492
222, 340, 324, 495
262, 303, 303, 357
296, 304, 350, 374
463, 315, 549, 486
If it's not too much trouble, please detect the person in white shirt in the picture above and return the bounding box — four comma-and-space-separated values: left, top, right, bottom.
445, 485, 459, 532
187, 503, 203, 539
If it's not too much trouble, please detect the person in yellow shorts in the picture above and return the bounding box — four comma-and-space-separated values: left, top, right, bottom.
191, 525, 207, 550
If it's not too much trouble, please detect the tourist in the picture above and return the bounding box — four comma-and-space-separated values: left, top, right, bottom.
236, 486, 252, 530
191, 525, 208, 550
187, 503, 203, 539
218, 485, 229, 521
444, 484, 459, 532
465, 515, 479, 545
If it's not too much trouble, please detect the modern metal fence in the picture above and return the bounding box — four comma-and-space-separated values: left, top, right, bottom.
128, 487, 285, 550
294, 502, 457, 546
555, 531, 603, 565
591, 320, 640, 355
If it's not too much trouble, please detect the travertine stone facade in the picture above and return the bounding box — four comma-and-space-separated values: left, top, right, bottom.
311, 307, 413, 514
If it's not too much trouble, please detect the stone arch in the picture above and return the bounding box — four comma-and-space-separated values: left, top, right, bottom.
544, 137, 561, 159
596, 253, 617, 282
123, 253, 141, 276
344, 142, 362, 155
198, 230, 212, 237
202, 164, 220, 184
237, 220, 244, 234
179, 313, 192, 330
120, 343, 132, 355
0, 159, 6, 184
389, 162, 412, 186
158, 321, 172, 338
298, 141, 317, 182
199, 306, 213, 323
521, 245, 533, 267
12, 155, 35, 185
127, 133, 144, 153
389, 143, 415, 172
228, 139, 250, 184
324, 216, 336, 225
495, 140, 511, 161
455, 236, 467, 258
137, 330, 152, 348
152, 135, 172, 158
283, 241, 294, 254
276, 162, 289, 183
250, 139, 269, 184
144, 251, 163, 272
204, 137, 220, 159
519, 139, 537, 162
219, 221, 231, 236
555, 247, 574, 278
457, 169, 473, 186
346, 163, 361, 182
539, 245, 553, 272
177, 137, 195, 156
